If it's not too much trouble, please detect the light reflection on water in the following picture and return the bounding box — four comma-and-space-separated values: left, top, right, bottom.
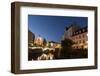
37, 53, 54, 60
36, 48, 54, 60
29, 47, 61, 61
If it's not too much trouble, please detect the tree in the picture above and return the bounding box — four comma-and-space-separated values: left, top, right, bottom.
43, 38, 47, 47
60, 39, 74, 59
32, 33, 35, 43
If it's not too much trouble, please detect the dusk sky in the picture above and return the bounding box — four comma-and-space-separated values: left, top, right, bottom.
28, 15, 88, 42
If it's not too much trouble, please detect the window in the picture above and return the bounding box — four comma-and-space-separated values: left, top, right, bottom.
83, 40, 85, 43
79, 35, 81, 39
76, 41, 78, 44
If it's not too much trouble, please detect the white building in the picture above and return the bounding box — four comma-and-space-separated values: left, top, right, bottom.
34, 35, 44, 46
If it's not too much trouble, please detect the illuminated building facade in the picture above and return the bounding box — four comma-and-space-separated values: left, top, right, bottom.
72, 26, 88, 49
46, 41, 61, 48
63, 25, 88, 49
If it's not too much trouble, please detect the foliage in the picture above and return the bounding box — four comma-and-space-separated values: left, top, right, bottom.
60, 39, 74, 59
43, 38, 47, 46
61, 39, 74, 48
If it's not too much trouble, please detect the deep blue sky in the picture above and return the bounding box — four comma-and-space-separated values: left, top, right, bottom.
28, 15, 87, 42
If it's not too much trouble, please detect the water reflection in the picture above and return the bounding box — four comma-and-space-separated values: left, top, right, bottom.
28, 47, 56, 60
37, 53, 54, 60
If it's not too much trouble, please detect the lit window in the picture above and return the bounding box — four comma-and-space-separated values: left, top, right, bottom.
83, 40, 85, 43
87, 33, 88, 36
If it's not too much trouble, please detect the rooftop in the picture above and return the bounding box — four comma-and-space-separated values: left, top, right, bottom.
72, 26, 87, 36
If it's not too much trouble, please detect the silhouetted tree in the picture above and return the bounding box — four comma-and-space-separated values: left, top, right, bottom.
60, 39, 74, 59
32, 33, 35, 43
43, 38, 47, 47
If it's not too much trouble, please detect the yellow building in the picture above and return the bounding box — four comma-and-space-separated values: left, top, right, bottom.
63, 25, 88, 49
55, 43, 61, 48
46, 41, 61, 48
71, 26, 88, 49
